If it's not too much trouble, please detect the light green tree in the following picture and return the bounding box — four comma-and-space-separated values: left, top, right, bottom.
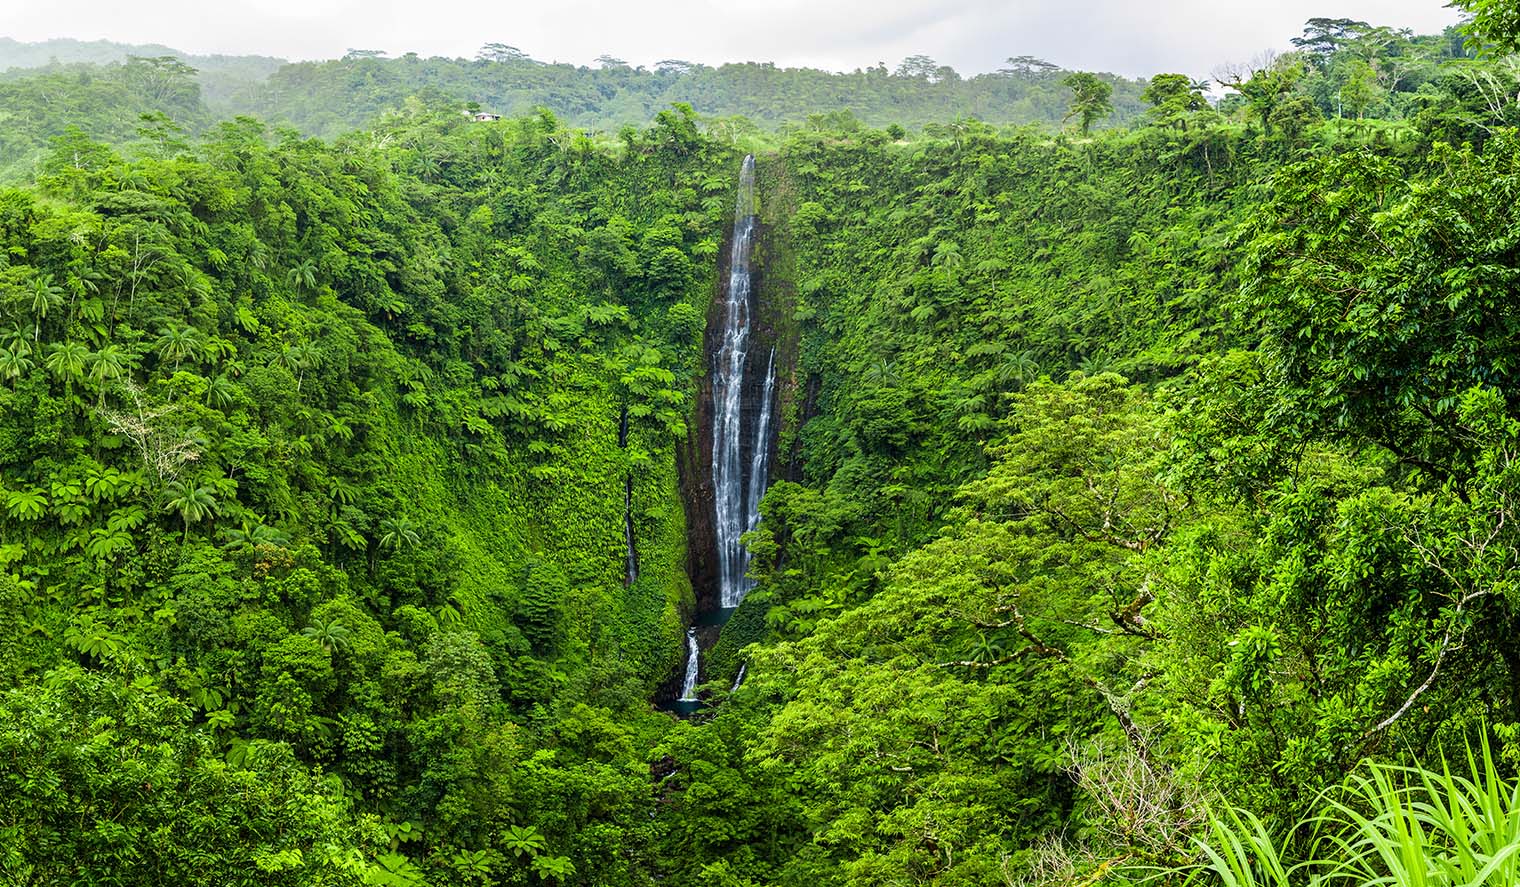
28, 275, 63, 342
163, 480, 219, 541
154, 324, 203, 372
1063, 72, 1114, 135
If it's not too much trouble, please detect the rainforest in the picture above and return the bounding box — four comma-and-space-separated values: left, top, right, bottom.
3, 1, 1520, 885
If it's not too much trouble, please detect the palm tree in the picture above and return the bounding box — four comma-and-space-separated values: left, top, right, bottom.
204, 375, 238, 409
322, 416, 354, 446
863, 359, 900, 386
44, 341, 89, 384
0, 327, 29, 357
326, 477, 359, 516
300, 617, 351, 653
87, 344, 132, 404
28, 274, 63, 342
1079, 349, 1113, 375
220, 518, 287, 550
155, 323, 203, 372
378, 515, 421, 553
995, 350, 1041, 388
163, 480, 219, 542
0, 347, 34, 388
286, 259, 318, 293
88, 345, 131, 384
202, 336, 237, 365
273, 343, 319, 392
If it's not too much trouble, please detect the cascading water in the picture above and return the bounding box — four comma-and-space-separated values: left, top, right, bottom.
620, 406, 639, 586
712, 154, 775, 609
678, 629, 700, 701
623, 479, 639, 586
666, 155, 774, 714
730, 662, 747, 693
746, 348, 776, 533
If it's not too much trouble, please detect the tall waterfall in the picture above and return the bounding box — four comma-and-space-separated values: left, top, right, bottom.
678, 629, 700, 701
712, 154, 774, 609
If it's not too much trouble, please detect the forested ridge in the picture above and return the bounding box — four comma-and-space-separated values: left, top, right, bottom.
0, 40, 1153, 178
5, 4, 1520, 886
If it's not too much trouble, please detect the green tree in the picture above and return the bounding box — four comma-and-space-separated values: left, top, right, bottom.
87, 344, 131, 386
155, 323, 203, 371
163, 479, 218, 541
27, 274, 63, 342
378, 515, 420, 554
1063, 72, 1114, 135
1456, 0, 1520, 54
5, 487, 48, 522
286, 258, 318, 293
1339, 59, 1384, 118
1143, 72, 1208, 126
300, 617, 352, 653
0, 669, 367, 886
1240, 133, 1520, 474
0, 347, 34, 388
1218, 54, 1307, 134
44, 341, 89, 384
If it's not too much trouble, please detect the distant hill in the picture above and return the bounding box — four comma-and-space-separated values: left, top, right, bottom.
0, 38, 1146, 134
0, 36, 187, 68
0, 37, 1148, 178
0, 37, 285, 104
243, 55, 1148, 137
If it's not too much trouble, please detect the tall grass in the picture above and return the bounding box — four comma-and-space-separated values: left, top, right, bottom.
1165, 738, 1520, 887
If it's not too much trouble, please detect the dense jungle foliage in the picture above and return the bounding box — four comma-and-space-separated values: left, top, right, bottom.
5, 4, 1520, 886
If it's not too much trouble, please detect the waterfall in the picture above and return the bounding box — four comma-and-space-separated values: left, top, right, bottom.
712, 154, 774, 609
623, 478, 639, 586
745, 349, 776, 540
619, 404, 638, 586
730, 662, 747, 693
678, 628, 700, 701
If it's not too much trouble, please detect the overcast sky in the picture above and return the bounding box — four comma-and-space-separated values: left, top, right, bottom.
2, 0, 1464, 79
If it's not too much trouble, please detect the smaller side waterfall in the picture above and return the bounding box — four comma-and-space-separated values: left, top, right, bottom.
730, 662, 747, 693
678, 629, 701, 701
623, 479, 639, 586
619, 404, 638, 586
744, 348, 776, 539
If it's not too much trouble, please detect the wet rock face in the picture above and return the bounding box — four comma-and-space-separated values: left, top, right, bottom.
676, 366, 719, 613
